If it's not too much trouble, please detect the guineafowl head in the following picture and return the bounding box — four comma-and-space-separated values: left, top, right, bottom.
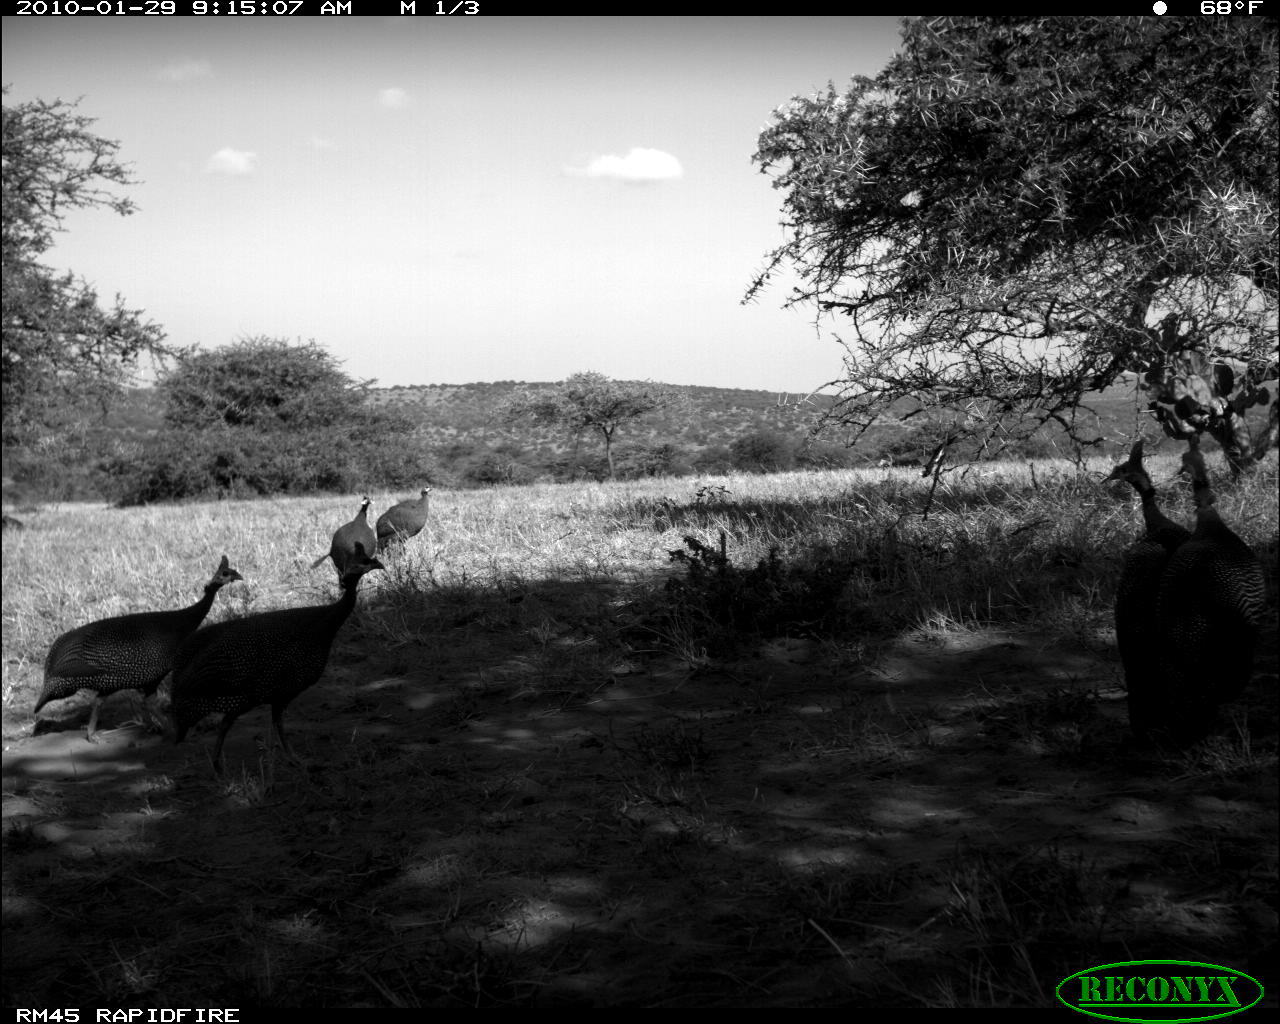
209, 555, 245, 589
341, 542, 385, 589
1104, 439, 1148, 485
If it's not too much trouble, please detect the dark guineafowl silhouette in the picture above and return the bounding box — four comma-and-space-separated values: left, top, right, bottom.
35, 555, 244, 741
376, 487, 431, 552
1105, 440, 1192, 741
172, 543, 384, 773
312, 496, 375, 576
1154, 445, 1266, 743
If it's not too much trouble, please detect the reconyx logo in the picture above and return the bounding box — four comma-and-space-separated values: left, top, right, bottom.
1056, 961, 1263, 1022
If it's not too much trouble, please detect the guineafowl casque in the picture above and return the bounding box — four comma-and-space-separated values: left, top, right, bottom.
311, 496, 376, 576
35, 555, 245, 742
1153, 445, 1266, 743
1105, 440, 1193, 742
172, 542, 384, 773
375, 487, 431, 552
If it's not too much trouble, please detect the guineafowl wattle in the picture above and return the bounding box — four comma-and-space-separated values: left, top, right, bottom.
172, 543, 384, 773
375, 487, 431, 552
1153, 446, 1266, 743
35, 555, 245, 742
312, 496, 376, 576
1105, 440, 1192, 742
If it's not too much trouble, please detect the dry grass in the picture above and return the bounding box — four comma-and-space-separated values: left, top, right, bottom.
3, 454, 1277, 1007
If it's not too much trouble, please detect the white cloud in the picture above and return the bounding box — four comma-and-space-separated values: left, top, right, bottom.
377, 87, 409, 109
157, 58, 212, 83
205, 148, 258, 175
307, 134, 334, 152
565, 147, 684, 182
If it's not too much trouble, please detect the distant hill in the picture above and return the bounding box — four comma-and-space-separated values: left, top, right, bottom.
370, 381, 846, 475
364, 377, 1199, 476
100, 376, 1202, 462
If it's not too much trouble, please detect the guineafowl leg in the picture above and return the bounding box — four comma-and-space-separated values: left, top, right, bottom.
84, 695, 104, 742
271, 704, 303, 765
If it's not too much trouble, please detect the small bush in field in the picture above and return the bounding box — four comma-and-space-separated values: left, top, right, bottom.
622, 441, 692, 478
730, 429, 797, 473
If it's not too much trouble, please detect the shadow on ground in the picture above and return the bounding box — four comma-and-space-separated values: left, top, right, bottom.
4, 565, 1277, 1007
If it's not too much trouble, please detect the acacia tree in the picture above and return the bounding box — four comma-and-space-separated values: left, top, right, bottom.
2, 90, 171, 447
748, 17, 1277, 474
511, 372, 674, 479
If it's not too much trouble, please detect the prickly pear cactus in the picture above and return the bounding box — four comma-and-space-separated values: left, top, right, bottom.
1138, 315, 1274, 475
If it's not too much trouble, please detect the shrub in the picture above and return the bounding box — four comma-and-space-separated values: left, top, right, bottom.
107, 421, 436, 504
691, 444, 734, 474
730, 430, 797, 473
622, 442, 693, 478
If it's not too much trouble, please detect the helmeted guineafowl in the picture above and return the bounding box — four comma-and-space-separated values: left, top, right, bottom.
35, 555, 245, 741
375, 487, 431, 552
1153, 445, 1266, 743
1105, 440, 1192, 741
311, 496, 376, 576
172, 542, 384, 773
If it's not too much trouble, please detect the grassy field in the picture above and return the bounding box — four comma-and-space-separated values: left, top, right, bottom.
3, 453, 1277, 1007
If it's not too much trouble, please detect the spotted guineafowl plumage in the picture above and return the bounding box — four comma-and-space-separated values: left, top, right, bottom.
1153, 446, 1266, 743
172, 543, 384, 773
312, 496, 376, 576
1106, 440, 1192, 741
375, 487, 431, 552
35, 555, 244, 741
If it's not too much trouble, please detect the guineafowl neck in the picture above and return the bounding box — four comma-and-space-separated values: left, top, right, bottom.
1194, 505, 1225, 535
327, 578, 364, 629
184, 584, 221, 624
1133, 482, 1173, 527
1191, 481, 1215, 510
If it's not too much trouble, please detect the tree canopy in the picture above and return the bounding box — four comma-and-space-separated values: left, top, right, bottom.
161, 336, 372, 430
509, 372, 676, 479
109, 338, 427, 503
2, 90, 171, 447
748, 17, 1277, 472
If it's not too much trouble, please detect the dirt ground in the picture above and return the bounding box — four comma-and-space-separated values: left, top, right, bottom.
3, 587, 1277, 1008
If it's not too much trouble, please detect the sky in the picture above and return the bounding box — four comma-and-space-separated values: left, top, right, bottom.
3, 16, 907, 393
